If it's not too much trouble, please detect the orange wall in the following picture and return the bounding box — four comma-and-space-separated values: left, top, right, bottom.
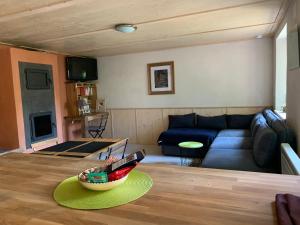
9, 47, 67, 150
0, 46, 68, 150
0, 45, 77, 150
0, 46, 19, 149
57, 54, 87, 141
57, 54, 68, 141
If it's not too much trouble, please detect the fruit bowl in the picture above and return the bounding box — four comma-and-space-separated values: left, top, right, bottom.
78, 168, 128, 191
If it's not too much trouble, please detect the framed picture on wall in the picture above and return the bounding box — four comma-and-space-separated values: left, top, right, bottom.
147, 61, 175, 95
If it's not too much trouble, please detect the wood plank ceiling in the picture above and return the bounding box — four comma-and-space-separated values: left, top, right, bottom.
0, 0, 289, 57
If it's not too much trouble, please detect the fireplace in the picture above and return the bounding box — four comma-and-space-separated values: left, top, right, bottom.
19, 62, 57, 148
30, 112, 56, 143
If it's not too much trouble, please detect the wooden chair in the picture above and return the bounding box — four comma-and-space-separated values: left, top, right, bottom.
99, 138, 128, 160
86, 112, 109, 138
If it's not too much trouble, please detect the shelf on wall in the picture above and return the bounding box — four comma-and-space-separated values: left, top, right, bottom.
66, 82, 98, 117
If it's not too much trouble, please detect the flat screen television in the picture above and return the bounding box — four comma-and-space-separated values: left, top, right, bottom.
66, 57, 98, 81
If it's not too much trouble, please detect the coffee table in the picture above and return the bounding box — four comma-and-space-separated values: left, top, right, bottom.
178, 141, 203, 166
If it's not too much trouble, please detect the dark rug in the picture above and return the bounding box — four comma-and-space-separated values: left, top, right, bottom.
39, 141, 87, 152
67, 141, 115, 154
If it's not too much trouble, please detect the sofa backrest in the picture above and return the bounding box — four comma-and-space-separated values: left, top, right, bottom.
168, 113, 255, 130
249, 109, 295, 171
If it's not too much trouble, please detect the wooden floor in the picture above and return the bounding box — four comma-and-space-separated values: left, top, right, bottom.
1, 153, 300, 225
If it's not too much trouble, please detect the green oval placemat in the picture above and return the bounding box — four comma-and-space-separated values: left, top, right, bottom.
53, 170, 152, 209
178, 141, 203, 148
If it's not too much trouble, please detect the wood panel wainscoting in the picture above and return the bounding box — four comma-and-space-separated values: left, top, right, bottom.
96, 106, 269, 145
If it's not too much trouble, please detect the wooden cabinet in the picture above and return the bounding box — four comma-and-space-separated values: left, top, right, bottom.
66, 82, 97, 117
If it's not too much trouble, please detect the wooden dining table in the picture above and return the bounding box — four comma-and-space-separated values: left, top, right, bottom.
0, 153, 300, 225
32, 137, 125, 159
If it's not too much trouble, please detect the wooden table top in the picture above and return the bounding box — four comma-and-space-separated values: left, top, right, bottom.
64, 112, 109, 120
1, 153, 300, 225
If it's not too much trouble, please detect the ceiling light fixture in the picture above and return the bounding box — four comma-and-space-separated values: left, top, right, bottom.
115, 24, 137, 33
256, 34, 264, 39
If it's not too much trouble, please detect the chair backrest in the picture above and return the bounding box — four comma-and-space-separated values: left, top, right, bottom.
87, 112, 108, 129
106, 138, 129, 159
97, 113, 108, 130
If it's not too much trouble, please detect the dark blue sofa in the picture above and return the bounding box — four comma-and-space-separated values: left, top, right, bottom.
158, 110, 295, 173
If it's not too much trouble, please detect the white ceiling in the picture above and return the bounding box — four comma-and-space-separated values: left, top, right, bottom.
0, 0, 289, 56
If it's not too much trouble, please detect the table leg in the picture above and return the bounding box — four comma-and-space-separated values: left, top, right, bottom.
180, 147, 183, 166
81, 117, 89, 138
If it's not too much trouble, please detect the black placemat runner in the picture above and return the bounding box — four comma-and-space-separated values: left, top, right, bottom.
39, 141, 87, 152
56, 154, 85, 158
67, 141, 115, 153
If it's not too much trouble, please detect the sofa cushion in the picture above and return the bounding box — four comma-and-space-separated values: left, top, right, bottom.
263, 109, 280, 126
168, 113, 195, 129
227, 114, 255, 129
196, 115, 227, 130
263, 109, 295, 146
253, 122, 278, 167
217, 129, 251, 137
202, 148, 266, 172
210, 137, 253, 149
157, 128, 218, 146
250, 113, 266, 137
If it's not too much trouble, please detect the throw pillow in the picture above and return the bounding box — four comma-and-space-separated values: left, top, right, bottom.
168, 113, 196, 129
227, 114, 255, 129
196, 115, 227, 130
250, 113, 266, 137
253, 123, 278, 167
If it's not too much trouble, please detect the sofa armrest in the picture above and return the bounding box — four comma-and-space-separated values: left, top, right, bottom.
281, 143, 300, 175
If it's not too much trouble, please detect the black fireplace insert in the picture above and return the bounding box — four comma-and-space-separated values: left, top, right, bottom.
30, 112, 55, 142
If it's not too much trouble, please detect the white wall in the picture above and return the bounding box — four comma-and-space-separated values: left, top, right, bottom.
276, 0, 300, 154
275, 25, 287, 111
97, 38, 273, 109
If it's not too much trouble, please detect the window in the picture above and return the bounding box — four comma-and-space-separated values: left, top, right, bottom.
275, 24, 287, 118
